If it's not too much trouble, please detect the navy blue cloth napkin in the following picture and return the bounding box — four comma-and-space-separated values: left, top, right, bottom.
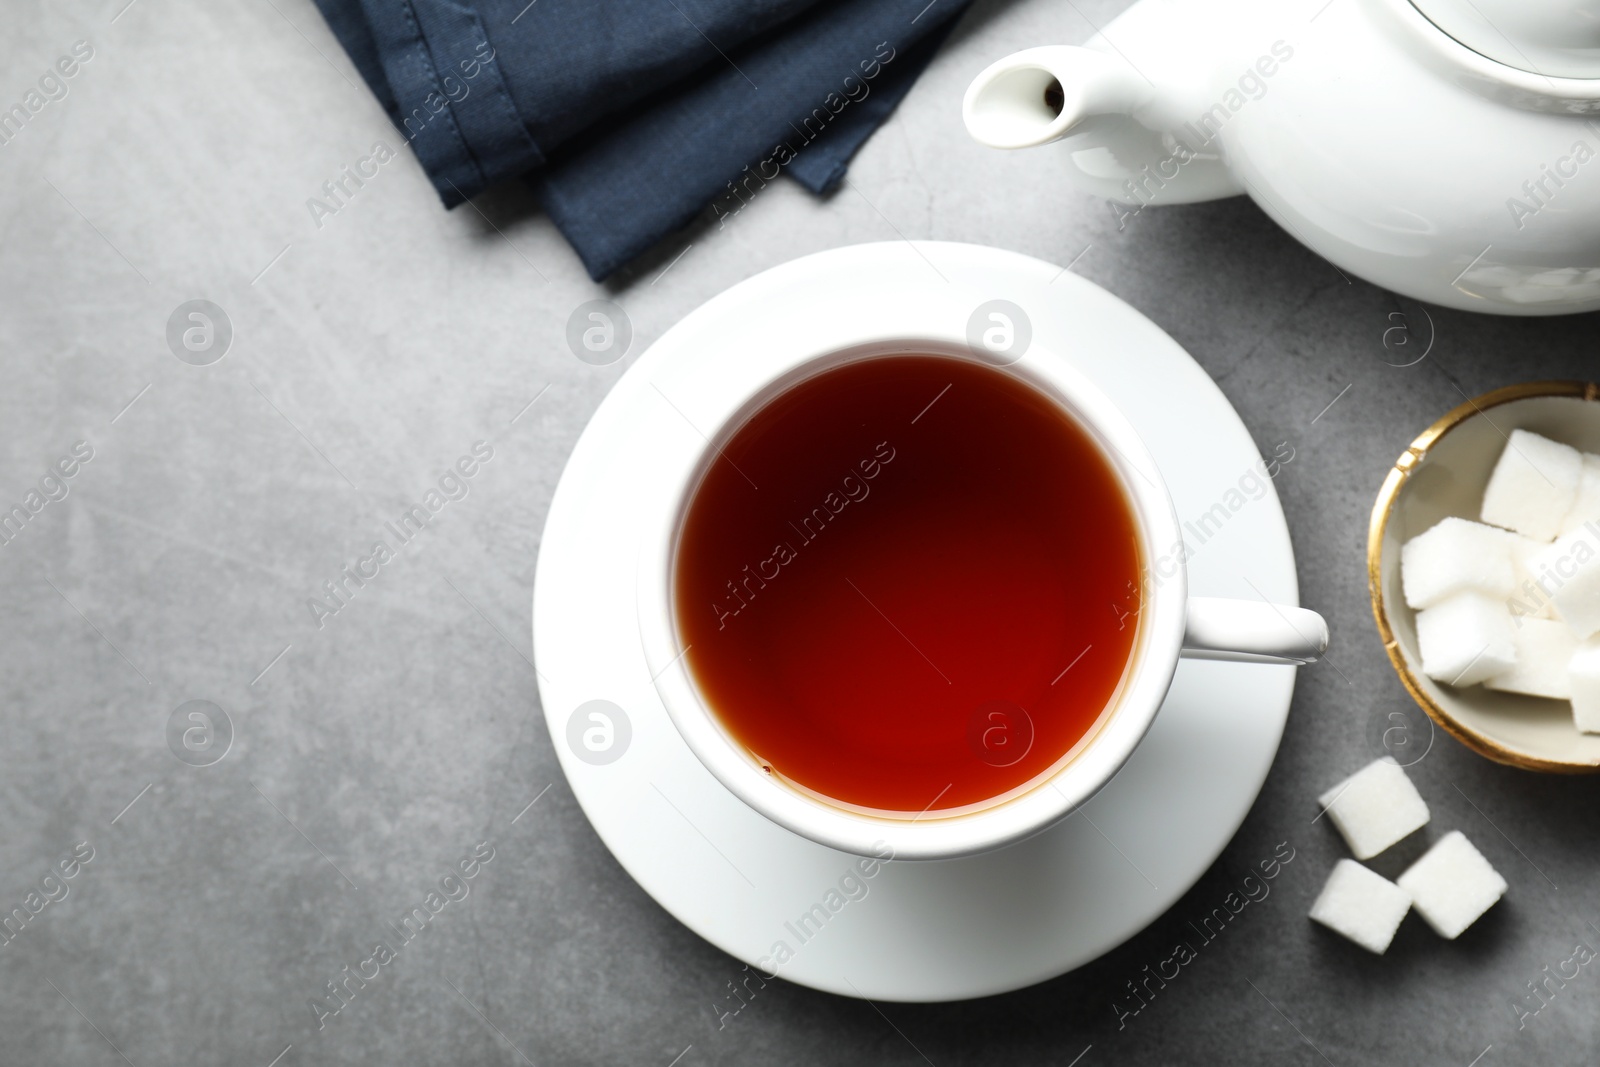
312, 0, 968, 280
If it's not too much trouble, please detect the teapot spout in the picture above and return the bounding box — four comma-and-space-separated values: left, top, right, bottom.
963, 46, 1243, 206
963, 46, 1153, 150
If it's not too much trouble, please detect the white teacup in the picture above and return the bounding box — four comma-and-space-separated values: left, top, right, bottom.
637, 339, 1326, 861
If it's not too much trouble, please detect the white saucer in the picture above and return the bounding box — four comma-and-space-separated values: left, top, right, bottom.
533, 242, 1302, 1002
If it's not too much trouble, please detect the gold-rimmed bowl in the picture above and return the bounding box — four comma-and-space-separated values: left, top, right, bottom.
1370, 381, 1600, 772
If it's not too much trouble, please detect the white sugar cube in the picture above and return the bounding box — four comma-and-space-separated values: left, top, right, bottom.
1481, 428, 1582, 541
1396, 831, 1506, 939
1486, 617, 1577, 699
1317, 757, 1430, 860
1509, 534, 1562, 621
1414, 591, 1510, 684
1400, 517, 1517, 609
1561, 454, 1600, 534
1530, 525, 1600, 639
1569, 637, 1600, 733
1309, 859, 1412, 954
1415, 591, 1517, 686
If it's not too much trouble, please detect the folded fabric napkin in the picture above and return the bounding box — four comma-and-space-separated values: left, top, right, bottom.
312, 0, 969, 279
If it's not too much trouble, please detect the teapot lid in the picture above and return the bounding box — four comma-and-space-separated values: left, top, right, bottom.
1409, 0, 1600, 78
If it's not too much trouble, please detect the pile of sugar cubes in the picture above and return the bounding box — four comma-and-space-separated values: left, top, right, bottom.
1402, 428, 1600, 731
1309, 758, 1506, 954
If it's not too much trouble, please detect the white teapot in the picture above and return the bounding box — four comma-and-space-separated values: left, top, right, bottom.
963, 0, 1600, 314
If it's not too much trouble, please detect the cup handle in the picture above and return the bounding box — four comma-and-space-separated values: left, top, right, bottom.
1180, 596, 1328, 665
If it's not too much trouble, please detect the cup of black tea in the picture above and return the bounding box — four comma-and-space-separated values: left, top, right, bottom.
637, 340, 1326, 860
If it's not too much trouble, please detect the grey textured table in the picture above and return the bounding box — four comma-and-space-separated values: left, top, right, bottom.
5, 0, 1599, 1063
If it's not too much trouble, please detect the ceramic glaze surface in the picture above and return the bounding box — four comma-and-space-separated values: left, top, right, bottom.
534, 242, 1306, 999
1409, 0, 1600, 78
964, 0, 1600, 314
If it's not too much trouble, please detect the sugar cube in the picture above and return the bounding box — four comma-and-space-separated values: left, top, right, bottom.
1509, 534, 1562, 621
1481, 429, 1583, 541
1486, 617, 1577, 699
1400, 517, 1517, 609
1415, 591, 1518, 686
1396, 831, 1506, 939
1309, 859, 1412, 954
1530, 525, 1600, 639
1561, 453, 1600, 534
1569, 637, 1600, 733
1317, 757, 1430, 860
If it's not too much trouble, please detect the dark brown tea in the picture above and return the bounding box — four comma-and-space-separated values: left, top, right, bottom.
674, 354, 1143, 816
